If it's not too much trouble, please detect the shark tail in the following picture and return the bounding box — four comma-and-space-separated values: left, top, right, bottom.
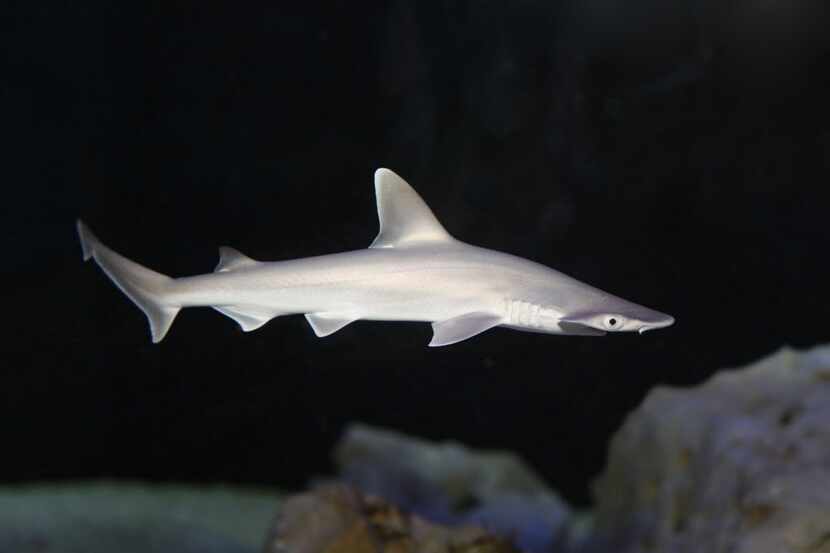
77, 220, 180, 343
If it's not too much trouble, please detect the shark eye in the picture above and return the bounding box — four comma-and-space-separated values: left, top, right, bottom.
603, 315, 624, 330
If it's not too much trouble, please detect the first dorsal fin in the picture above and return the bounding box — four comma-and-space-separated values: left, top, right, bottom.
369, 168, 453, 249
215, 247, 258, 272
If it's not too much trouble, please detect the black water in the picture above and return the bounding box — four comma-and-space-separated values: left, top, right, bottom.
3, 1, 829, 506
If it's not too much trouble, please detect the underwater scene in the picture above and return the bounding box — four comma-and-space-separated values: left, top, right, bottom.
4, 1, 830, 552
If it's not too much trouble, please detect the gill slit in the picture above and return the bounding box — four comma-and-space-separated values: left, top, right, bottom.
505, 298, 541, 328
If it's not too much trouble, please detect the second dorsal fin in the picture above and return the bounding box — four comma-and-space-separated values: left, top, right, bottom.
215, 246, 259, 272
369, 168, 453, 249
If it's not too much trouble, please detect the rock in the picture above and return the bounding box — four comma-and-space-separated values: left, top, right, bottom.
591, 345, 830, 553
264, 484, 520, 553
0, 482, 280, 553
334, 424, 571, 552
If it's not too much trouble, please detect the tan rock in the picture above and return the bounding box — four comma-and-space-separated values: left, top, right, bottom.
263, 485, 519, 553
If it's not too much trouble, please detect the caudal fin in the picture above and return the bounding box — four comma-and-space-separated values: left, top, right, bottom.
77, 220, 180, 343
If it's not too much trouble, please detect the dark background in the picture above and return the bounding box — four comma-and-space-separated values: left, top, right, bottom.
4, 1, 829, 506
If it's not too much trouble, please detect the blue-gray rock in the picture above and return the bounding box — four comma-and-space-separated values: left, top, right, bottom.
0, 482, 280, 553
334, 423, 571, 552
591, 345, 830, 553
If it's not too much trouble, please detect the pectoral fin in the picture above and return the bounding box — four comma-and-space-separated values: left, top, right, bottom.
429, 312, 503, 347
305, 313, 360, 337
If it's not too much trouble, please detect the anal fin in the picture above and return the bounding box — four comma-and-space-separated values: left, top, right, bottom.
305, 313, 359, 337
214, 305, 280, 332
430, 312, 503, 347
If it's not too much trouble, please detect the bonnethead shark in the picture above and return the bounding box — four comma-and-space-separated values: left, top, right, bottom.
77, 168, 674, 346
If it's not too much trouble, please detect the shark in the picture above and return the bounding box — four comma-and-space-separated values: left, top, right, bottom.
77, 168, 674, 346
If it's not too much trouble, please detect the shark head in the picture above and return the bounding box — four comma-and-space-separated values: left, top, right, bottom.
558, 300, 675, 335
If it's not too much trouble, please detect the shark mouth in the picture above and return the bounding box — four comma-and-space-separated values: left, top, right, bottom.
558, 321, 607, 336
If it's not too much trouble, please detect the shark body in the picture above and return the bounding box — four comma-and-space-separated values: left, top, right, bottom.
78, 168, 674, 346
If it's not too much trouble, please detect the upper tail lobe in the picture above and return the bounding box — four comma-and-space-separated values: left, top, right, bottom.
77, 220, 180, 343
